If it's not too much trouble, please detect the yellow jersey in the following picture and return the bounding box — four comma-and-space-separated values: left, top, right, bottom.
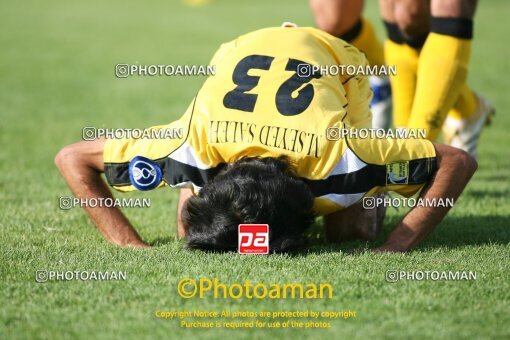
104, 26, 437, 215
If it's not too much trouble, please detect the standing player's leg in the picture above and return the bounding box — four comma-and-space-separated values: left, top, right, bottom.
381, 0, 493, 157
406, 0, 479, 141
310, 0, 364, 43
442, 84, 494, 159
310, 0, 391, 130
380, 0, 428, 131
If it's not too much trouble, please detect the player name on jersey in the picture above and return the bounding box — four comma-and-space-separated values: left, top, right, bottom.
208, 120, 323, 158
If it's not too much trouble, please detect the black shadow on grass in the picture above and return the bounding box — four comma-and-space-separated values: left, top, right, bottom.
417, 215, 510, 249
292, 214, 510, 257
144, 215, 509, 255
148, 236, 180, 247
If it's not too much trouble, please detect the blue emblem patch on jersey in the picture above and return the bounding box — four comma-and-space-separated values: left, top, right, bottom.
129, 156, 163, 191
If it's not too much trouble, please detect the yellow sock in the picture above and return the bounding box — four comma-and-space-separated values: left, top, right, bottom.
351, 18, 385, 67
384, 39, 419, 128
448, 84, 477, 120
407, 33, 472, 140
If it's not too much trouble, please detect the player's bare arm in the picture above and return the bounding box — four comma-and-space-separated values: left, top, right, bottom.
375, 143, 477, 252
55, 139, 150, 249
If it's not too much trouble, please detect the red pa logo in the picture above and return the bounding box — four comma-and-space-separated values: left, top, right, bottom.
238, 224, 269, 254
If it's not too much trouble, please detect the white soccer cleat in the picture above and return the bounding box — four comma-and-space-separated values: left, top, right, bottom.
442, 93, 495, 159
369, 76, 392, 130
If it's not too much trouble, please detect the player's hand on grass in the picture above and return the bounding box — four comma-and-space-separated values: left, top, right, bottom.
55, 139, 149, 249
378, 143, 477, 252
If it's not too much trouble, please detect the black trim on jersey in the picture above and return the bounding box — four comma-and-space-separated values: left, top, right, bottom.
303, 164, 386, 195
341, 137, 438, 194
105, 157, 224, 188
340, 107, 348, 123
162, 158, 222, 187
170, 94, 198, 157
342, 75, 355, 85
302, 157, 437, 196
105, 162, 130, 186
105, 153, 436, 197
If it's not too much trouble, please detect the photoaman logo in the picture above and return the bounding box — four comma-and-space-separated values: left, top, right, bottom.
238, 224, 269, 254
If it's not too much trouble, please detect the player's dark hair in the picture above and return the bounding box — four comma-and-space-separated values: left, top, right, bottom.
183, 157, 316, 253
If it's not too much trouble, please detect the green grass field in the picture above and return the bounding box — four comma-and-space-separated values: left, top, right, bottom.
1, 0, 509, 339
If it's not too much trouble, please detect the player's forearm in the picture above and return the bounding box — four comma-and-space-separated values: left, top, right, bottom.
55, 141, 148, 248
378, 144, 477, 252
65, 166, 146, 247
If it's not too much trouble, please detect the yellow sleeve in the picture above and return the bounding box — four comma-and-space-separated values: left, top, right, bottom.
103, 102, 194, 192
346, 136, 437, 197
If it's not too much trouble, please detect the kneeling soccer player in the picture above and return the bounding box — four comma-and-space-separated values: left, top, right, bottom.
55, 25, 477, 253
